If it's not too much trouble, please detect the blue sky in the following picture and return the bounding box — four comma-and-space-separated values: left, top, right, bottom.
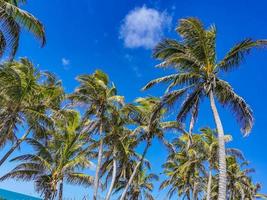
1, 0, 267, 199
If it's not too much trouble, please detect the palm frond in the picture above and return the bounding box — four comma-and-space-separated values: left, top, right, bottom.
66, 173, 94, 187
0, 1, 46, 46
215, 79, 253, 135
177, 87, 202, 123
218, 39, 267, 71
142, 74, 179, 91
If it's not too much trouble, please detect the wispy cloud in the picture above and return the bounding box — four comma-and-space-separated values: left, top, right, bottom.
124, 54, 142, 78
132, 66, 142, 78
119, 5, 172, 49
171, 5, 176, 11
124, 54, 133, 61
62, 58, 70, 66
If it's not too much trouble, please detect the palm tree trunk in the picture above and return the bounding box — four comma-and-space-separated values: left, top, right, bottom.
0, 128, 31, 167
209, 91, 227, 200
105, 150, 117, 200
189, 114, 195, 135
187, 115, 195, 149
229, 191, 232, 200
193, 183, 198, 200
93, 124, 104, 200
186, 191, 191, 200
51, 192, 57, 200
206, 170, 212, 200
58, 179, 63, 200
119, 140, 151, 200
189, 99, 198, 135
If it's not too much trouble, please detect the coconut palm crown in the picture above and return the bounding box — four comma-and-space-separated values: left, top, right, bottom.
143, 18, 267, 134
143, 17, 267, 200
69, 70, 124, 200
0, 110, 94, 200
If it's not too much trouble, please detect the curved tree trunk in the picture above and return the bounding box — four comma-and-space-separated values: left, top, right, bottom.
58, 179, 63, 200
51, 188, 57, 200
105, 150, 117, 200
186, 191, 191, 200
206, 170, 212, 200
189, 114, 195, 135
0, 128, 31, 167
229, 190, 233, 200
93, 124, 104, 200
187, 115, 195, 149
188, 100, 198, 149
193, 182, 198, 200
119, 140, 151, 200
209, 91, 227, 200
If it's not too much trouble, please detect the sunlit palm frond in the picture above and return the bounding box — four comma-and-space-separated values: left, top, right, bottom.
215, 79, 253, 135
66, 173, 94, 187
218, 39, 267, 71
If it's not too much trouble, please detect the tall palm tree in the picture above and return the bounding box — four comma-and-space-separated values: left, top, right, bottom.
70, 70, 124, 200
99, 103, 137, 200
0, 0, 45, 58
143, 17, 266, 200
0, 110, 94, 200
0, 58, 63, 167
101, 128, 140, 200
100, 102, 144, 200
119, 97, 181, 200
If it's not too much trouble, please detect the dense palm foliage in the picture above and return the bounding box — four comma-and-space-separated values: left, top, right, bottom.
0, 110, 94, 199
143, 17, 267, 200
160, 128, 267, 200
69, 70, 125, 200
0, 58, 63, 167
115, 168, 158, 200
0, 12, 266, 200
0, 0, 45, 58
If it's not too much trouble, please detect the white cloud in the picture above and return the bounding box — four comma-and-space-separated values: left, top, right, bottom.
120, 5, 172, 49
61, 58, 70, 66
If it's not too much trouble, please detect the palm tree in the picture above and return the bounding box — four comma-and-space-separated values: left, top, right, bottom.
115, 169, 158, 200
99, 103, 136, 200
160, 133, 206, 199
101, 129, 140, 200
0, 110, 94, 200
209, 155, 267, 200
119, 97, 181, 200
0, 0, 45, 58
160, 127, 248, 200
100, 103, 144, 200
70, 70, 124, 200
199, 128, 244, 200
200, 128, 219, 200
226, 157, 266, 200
0, 58, 63, 167
143, 17, 266, 199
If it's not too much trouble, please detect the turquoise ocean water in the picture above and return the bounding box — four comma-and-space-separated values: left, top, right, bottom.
0, 189, 41, 200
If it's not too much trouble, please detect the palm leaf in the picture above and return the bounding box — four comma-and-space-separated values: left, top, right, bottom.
0, 1, 46, 46
215, 79, 253, 135
66, 173, 94, 187
218, 39, 267, 71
